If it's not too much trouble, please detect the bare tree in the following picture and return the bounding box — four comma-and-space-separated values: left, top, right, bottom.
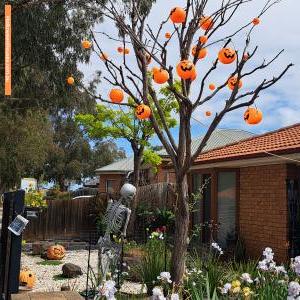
84, 0, 293, 284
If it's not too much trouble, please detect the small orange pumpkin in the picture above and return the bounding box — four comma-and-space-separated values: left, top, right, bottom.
165, 32, 171, 39
192, 46, 208, 59
170, 7, 186, 24
109, 89, 124, 103
153, 69, 169, 84
100, 53, 109, 61
47, 244, 66, 260
136, 104, 151, 120
205, 111, 212, 117
199, 16, 214, 31
227, 76, 243, 91
244, 107, 263, 125
209, 83, 216, 91
124, 48, 130, 55
218, 48, 237, 64
199, 35, 208, 44
243, 53, 249, 61
66, 76, 74, 85
82, 40, 92, 49
252, 17, 260, 25
152, 66, 160, 74
19, 268, 36, 289
117, 47, 124, 53
176, 60, 197, 80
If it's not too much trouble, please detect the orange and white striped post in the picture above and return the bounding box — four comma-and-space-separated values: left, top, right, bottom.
5, 4, 12, 96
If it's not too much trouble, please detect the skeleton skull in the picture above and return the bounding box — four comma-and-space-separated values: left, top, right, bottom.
120, 183, 136, 201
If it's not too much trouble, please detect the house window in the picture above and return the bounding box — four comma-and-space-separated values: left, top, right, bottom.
217, 172, 237, 248
106, 180, 115, 194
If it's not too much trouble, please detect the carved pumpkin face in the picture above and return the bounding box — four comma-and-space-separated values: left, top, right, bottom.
176, 60, 197, 80
199, 35, 208, 44
109, 89, 124, 103
135, 104, 151, 120
199, 16, 214, 31
20, 268, 36, 289
209, 83, 216, 91
244, 107, 263, 125
67, 76, 74, 85
252, 17, 260, 25
47, 244, 66, 260
192, 46, 208, 59
82, 40, 92, 49
227, 76, 243, 91
100, 53, 109, 61
153, 69, 169, 84
165, 32, 171, 39
170, 7, 186, 24
218, 48, 237, 64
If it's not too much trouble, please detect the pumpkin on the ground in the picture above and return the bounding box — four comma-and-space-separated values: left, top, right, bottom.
47, 244, 66, 260
19, 268, 36, 289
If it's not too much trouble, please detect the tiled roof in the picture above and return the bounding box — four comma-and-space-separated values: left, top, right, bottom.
96, 129, 253, 173
195, 123, 300, 164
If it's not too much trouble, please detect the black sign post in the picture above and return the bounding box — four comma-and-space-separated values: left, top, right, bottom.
0, 190, 25, 300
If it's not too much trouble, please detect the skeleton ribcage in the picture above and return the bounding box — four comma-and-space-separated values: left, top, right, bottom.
104, 202, 127, 234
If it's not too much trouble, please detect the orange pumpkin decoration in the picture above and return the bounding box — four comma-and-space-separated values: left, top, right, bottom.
243, 53, 249, 61
199, 16, 214, 30
82, 40, 92, 49
170, 7, 186, 24
47, 244, 66, 260
109, 89, 124, 103
136, 104, 151, 120
205, 111, 212, 117
192, 46, 208, 59
19, 268, 36, 289
176, 60, 197, 80
218, 48, 237, 64
152, 66, 160, 74
199, 35, 208, 44
209, 83, 216, 91
190, 72, 197, 81
252, 17, 260, 25
244, 107, 263, 125
227, 76, 243, 91
67, 76, 74, 85
165, 32, 171, 39
124, 48, 130, 55
100, 53, 109, 61
117, 47, 124, 53
153, 69, 169, 84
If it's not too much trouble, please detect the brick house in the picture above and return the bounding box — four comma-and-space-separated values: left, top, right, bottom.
189, 123, 300, 262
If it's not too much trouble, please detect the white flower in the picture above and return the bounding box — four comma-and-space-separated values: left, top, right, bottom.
288, 281, 300, 299
292, 257, 300, 275
211, 242, 223, 255
258, 260, 269, 271
157, 272, 172, 283
170, 293, 179, 300
152, 287, 166, 300
220, 283, 231, 294
241, 273, 253, 284
98, 280, 117, 300
275, 265, 287, 274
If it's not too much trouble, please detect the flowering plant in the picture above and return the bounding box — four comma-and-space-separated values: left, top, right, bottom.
25, 188, 47, 208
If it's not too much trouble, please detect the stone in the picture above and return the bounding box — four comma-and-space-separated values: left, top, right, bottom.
62, 263, 82, 278
61, 284, 71, 291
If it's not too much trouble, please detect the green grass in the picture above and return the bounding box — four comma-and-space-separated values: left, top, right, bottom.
53, 274, 66, 281
37, 260, 63, 266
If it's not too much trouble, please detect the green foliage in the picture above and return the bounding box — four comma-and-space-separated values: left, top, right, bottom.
37, 260, 63, 266
142, 148, 162, 172
25, 189, 47, 207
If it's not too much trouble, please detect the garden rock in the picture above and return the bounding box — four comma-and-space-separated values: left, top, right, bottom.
62, 263, 82, 278
61, 284, 71, 291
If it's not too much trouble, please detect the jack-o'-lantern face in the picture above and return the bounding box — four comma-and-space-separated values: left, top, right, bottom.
192, 46, 208, 60
199, 16, 214, 31
81, 40, 92, 49
135, 104, 151, 120
153, 69, 169, 84
176, 60, 197, 80
19, 268, 36, 289
227, 76, 243, 91
218, 48, 237, 64
244, 107, 263, 125
170, 7, 186, 24
47, 244, 66, 260
165, 32, 171, 39
67, 76, 74, 85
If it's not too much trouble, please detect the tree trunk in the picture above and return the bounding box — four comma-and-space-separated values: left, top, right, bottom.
171, 174, 190, 284
58, 176, 66, 192
127, 150, 143, 236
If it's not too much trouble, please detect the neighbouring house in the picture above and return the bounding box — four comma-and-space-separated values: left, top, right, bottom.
96, 129, 253, 193
189, 123, 300, 262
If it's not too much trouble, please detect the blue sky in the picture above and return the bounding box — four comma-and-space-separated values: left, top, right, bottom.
79, 0, 299, 155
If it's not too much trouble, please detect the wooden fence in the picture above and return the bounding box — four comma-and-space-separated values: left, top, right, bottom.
23, 183, 175, 242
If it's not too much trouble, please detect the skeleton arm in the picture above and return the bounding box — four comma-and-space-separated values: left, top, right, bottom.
121, 208, 131, 237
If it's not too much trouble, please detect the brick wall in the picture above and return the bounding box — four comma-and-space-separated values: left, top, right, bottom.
239, 164, 288, 262
98, 174, 124, 193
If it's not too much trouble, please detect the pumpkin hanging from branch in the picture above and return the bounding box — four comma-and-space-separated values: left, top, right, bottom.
192, 46, 208, 59
176, 60, 197, 80
136, 104, 151, 120
19, 268, 36, 289
153, 69, 169, 84
244, 107, 263, 125
218, 48, 237, 64
209, 83, 216, 91
66, 76, 74, 85
109, 89, 124, 103
81, 40, 92, 49
199, 16, 214, 30
152, 66, 160, 74
227, 76, 243, 91
252, 17, 260, 25
165, 32, 171, 39
124, 48, 130, 55
169, 7, 186, 24
199, 35, 208, 44
117, 47, 123, 53
47, 244, 66, 260
205, 111, 212, 117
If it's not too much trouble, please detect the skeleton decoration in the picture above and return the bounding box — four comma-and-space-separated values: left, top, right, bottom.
97, 182, 136, 280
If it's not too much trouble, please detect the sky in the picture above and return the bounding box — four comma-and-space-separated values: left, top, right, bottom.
79, 0, 300, 156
